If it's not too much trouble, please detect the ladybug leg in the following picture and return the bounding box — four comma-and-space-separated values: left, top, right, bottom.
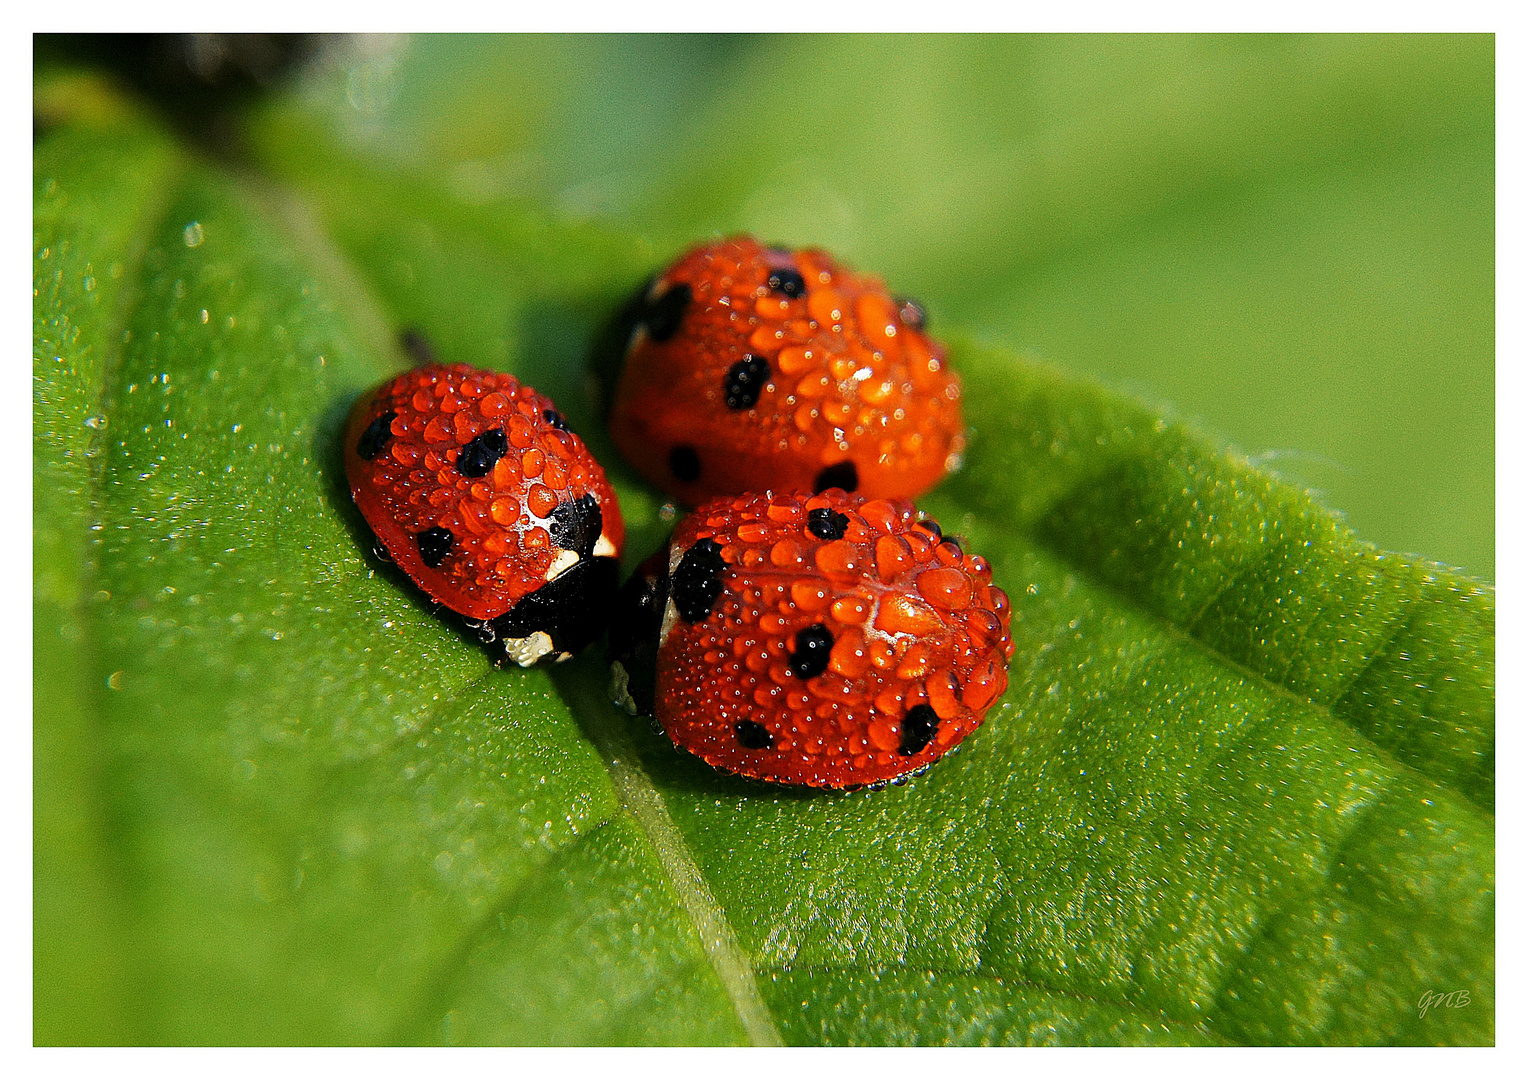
461, 617, 498, 645
399, 326, 438, 366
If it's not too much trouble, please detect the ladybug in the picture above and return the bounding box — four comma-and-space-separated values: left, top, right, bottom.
609, 488, 1012, 789
345, 362, 624, 665
606, 236, 965, 504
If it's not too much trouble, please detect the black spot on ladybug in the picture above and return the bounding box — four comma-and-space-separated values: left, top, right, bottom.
542, 408, 570, 431
788, 624, 834, 679
548, 494, 602, 558
644, 283, 691, 343
669, 445, 701, 483
735, 720, 775, 750
723, 354, 770, 410
356, 410, 396, 461
767, 267, 807, 299
416, 526, 454, 568
456, 428, 509, 478
895, 296, 927, 331
918, 517, 942, 541
813, 461, 858, 494
494, 555, 620, 658
807, 507, 849, 540
672, 538, 728, 623
400, 327, 437, 365
898, 704, 939, 756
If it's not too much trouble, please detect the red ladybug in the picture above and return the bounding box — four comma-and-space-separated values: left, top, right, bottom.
345, 362, 624, 665
610, 489, 1012, 789
607, 236, 965, 504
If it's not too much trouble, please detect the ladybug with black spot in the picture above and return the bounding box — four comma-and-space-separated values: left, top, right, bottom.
345, 360, 624, 665
609, 488, 1011, 789
606, 236, 965, 504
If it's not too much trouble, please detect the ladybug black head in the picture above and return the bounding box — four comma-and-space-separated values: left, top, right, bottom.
608, 547, 672, 716
589, 275, 656, 411
487, 554, 621, 666
484, 496, 618, 665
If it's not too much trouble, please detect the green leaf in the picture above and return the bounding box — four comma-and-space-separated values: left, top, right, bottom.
36, 47, 1492, 1047
943, 346, 1494, 810
34, 89, 182, 1047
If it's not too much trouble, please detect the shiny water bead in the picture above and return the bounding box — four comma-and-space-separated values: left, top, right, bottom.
916, 566, 975, 609
345, 362, 624, 665
610, 488, 1013, 789
875, 534, 915, 581
608, 235, 965, 503
875, 593, 944, 638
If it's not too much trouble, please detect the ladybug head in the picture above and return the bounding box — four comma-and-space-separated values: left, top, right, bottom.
482, 554, 620, 665
607, 533, 733, 714
607, 546, 671, 715
589, 274, 691, 415
483, 495, 621, 666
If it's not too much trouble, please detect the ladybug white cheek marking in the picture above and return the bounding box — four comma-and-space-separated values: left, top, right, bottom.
546, 549, 580, 580
656, 539, 685, 647
504, 630, 557, 667
658, 595, 680, 651
594, 534, 618, 558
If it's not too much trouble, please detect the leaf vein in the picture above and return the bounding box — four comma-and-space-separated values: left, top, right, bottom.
576, 702, 784, 1046
1201, 769, 1400, 1040
1326, 601, 1417, 710
388, 820, 615, 1044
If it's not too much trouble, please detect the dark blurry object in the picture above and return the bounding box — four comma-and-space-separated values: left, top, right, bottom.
35, 33, 325, 147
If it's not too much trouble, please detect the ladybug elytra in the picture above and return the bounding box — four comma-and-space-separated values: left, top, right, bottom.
610, 488, 1012, 789
607, 236, 965, 505
345, 362, 624, 665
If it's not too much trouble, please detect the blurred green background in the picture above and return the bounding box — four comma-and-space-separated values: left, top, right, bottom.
276, 33, 1492, 579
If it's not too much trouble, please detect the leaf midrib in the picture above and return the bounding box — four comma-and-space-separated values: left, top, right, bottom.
574, 680, 784, 1046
